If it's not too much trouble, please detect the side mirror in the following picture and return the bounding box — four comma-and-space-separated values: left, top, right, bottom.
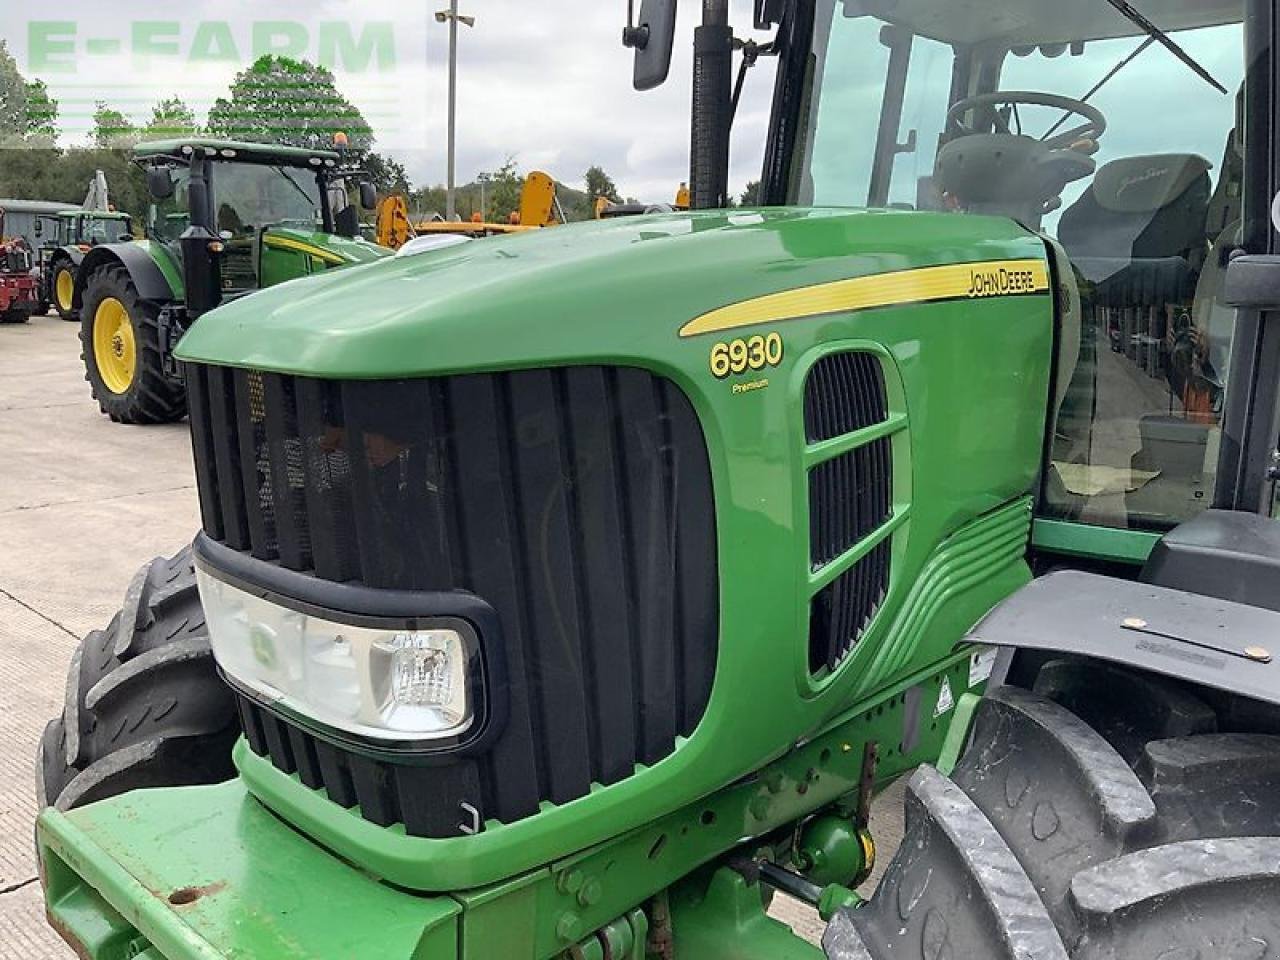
626, 0, 678, 91
335, 204, 360, 239
359, 181, 378, 211
147, 167, 175, 200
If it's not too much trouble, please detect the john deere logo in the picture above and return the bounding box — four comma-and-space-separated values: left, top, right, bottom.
967, 266, 1039, 298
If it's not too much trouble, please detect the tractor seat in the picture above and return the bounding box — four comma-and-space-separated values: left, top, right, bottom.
1059, 154, 1212, 306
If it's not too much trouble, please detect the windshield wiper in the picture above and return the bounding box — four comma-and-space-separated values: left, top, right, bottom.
1103, 0, 1227, 94
273, 166, 320, 211
1041, 34, 1156, 140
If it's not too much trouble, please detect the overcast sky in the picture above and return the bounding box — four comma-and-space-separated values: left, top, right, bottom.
5, 1, 778, 202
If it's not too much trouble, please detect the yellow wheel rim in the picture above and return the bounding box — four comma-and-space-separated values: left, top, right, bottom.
92, 298, 137, 395
55, 269, 74, 311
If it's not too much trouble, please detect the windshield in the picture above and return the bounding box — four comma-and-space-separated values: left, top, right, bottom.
211, 163, 325, 239
82, 216, 128, 242
791, 0, 1246, 534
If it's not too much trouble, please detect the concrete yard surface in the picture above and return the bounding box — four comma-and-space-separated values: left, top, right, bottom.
0, 312, 905, 958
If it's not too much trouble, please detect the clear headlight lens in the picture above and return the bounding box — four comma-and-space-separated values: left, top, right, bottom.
196, 569, 473, 743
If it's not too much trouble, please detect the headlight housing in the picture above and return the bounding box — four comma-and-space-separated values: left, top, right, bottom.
196, 567, 485, 748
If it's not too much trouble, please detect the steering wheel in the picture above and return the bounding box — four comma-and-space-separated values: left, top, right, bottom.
947, 91, 1107, 151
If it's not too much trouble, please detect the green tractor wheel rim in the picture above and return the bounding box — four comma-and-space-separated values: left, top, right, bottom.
56, 269, 74, 312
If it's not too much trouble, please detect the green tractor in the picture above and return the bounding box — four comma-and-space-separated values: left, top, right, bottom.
35, 209, 136, 321
34, 1, 1280, 958
73, 138, 389, 424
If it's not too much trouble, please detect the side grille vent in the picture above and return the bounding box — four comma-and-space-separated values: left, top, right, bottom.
809, 539, 892, 673
804, 351, 889, 443
804, 351, 894, 675
808, 437, 893, 568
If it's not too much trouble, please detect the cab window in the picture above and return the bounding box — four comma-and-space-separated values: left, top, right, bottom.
794, 0, 1247, 532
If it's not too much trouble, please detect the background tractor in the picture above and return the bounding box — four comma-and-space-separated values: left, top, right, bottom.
35, 209, 136, 320
73, 137, 389, 425
32, 1, 1280, 959
0, 207, 39, 324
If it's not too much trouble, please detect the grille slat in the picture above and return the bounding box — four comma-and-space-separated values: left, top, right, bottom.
615, 369, 679, 766
447, 374, 543, 821
207, 366, 251, 550
262, 375, 310, 571
233, 371, 275, 561
294, 379, 356, 581
185, 366, 225, 541
193, 363, 717, 837
562, 367, 638, 784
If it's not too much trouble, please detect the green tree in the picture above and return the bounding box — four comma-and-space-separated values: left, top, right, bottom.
24, 80, 58, 144
143, 97, 199, 140
478, 157, 523, 222
739, 180, 761, 206
91, 103, 137, 150
207, 56, 373, 151
364, 152, 411, 195
0, 41, 60, 146
586, 166, 619, 206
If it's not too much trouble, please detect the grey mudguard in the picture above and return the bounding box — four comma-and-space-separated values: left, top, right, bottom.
73, 243, 176, 306
967, 570, 1280, 706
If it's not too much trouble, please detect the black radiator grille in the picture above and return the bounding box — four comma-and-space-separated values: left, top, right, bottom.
804, 350, 894, 674
808, 437, 893, 569
808, 539, 892, 674
804, 351, 889, 443
188, 363, 719, 836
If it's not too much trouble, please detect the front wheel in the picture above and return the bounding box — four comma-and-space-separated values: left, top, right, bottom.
80, 264, 185, 424
52, 260, 78, 320
825, 659, 1280, 959
38, 547, 238, 811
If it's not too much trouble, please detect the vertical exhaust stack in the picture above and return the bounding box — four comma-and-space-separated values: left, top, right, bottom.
180, 153, 223, 318
691, 0, 733, 208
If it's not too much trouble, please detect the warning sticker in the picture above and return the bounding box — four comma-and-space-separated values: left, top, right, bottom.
934, 677, 955, 718
969, 647, 998, 688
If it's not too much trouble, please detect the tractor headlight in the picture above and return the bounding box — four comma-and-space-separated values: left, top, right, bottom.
196, 569, 475, 743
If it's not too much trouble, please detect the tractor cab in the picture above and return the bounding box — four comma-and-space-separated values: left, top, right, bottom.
771, 0, 1248, 540
137, 138, 381, 307
53, 209, 135, 247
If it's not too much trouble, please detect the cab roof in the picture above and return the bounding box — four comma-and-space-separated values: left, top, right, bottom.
58, 209, 131, 220
135, 138, 342, 167
855, 0, 1242, 46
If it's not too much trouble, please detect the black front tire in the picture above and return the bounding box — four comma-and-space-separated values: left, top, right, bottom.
80, 263, 186, 424
825, 659, 1280, 959
38, 547, 238, 812
51, 261, 78, 321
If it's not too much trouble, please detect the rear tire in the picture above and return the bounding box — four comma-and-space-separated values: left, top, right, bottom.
0, 308, 30, 324
37, 547, 237, 812
80, 264, 186, 424
824, 659, 1280, 959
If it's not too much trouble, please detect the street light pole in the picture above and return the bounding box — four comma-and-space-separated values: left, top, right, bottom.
436, 2, 475, 221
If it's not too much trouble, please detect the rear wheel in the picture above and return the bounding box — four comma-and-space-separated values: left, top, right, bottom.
824, 659, 1280, 959
0, 307, 31, 324
38, 547, 238, 811
52, 260, 77, 320
80, 264, 185, 424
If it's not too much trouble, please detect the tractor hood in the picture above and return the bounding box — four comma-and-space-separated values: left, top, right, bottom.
176, 208, 1044, 379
